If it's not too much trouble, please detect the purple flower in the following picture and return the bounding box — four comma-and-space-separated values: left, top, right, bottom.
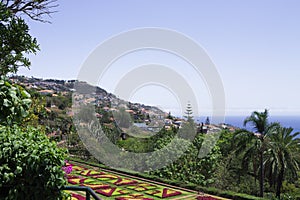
62, 160, 72, 174
62, 165, 72, 174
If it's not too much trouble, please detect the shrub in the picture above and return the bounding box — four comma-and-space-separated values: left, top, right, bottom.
0, 76, 32, 125
0, 125, 67, 200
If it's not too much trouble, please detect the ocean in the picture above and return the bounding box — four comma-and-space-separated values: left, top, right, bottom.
196, 116, 300, 134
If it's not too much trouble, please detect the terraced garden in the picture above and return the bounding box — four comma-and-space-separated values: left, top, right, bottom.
66, 161, 223, 200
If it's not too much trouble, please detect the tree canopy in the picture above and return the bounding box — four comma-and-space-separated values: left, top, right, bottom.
1, 0, 57, 22
0, 3, 39, 75
0, 2, 68, 199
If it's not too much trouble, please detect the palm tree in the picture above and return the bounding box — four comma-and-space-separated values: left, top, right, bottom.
233, 128, 260, 184
265, 127, 300, 198
235, 109, 279, 197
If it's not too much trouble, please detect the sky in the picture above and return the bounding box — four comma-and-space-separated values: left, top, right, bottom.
17, 0, 300, 117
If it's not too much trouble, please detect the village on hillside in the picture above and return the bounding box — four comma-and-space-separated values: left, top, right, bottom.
10, 75, 236, 140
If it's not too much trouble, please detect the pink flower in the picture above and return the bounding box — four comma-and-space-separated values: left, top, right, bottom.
62, 165, 73, 174
62, 160, 72, 174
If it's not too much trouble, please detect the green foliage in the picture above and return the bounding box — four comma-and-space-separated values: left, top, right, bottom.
282, 181, 297, 195
21, 90, 49, 127
234, 109, 280, 197
167, 111, 173, 120
0, 76, 32, 125
216, 129, 234, 157
68, 132, 81, 146
48, 94, 71, 110
0, 125, 67, 200
113, 107, 133, 128
117, 137, 151, 153
0, 3, 39, 75
265, 127, 300, 198
231, 110, 300, 198
148, 133, 222, 186
178, 120, 197, 140
150, 128, 177, 150
147, 137, 191, 170
0, 2, 69, 199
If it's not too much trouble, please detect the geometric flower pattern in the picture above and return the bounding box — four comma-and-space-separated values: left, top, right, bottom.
145, 188, 182, 198
66, 161, 220, 199
115, 196, 154, 200
70, 193, 86, 200
126, 183, 158, 192
95, 187, 130, 197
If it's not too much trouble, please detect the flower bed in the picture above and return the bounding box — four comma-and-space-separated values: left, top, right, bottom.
115, 195, 154, 200
95, 187, 131, 197
145, 188, 182, 198
126, 183, 158, 192
65, 161, 221, 199
70, 193, 86, 200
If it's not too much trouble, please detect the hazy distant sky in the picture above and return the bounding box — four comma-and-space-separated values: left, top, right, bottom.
18, 0, 300, 117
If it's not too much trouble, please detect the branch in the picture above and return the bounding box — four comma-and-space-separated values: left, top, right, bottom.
3, 0, 58, 23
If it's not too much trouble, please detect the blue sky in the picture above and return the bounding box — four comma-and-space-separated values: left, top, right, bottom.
18, 0, 300, 117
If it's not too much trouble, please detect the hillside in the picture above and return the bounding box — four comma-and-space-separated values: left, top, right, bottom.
10, 75, 167, 124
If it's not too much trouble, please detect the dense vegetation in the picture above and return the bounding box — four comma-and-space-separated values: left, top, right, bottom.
1, 1, 300, 200
68, 104, 300, 199
0, 126, 67, 199
0, 2, 67, 200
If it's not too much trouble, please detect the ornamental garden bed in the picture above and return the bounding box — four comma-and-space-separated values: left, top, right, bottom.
65, 161, 222, 200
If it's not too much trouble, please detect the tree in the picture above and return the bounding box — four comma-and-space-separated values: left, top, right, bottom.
235, 109, 279, 197
265, 127, 300, 198
0, 3, 67, 199
205, 116, 210, 125
184, 102, 194, 123
0, 3, 39, 75
233, 128, 261, 188
1, 0, 58, 23
167, 111, 173, 120
0, 0, 58, 75
181, 103, 196, 140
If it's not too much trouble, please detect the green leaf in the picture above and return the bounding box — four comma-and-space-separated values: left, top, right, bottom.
3, 99, 11, 107
14, 166, 22, 174
22, 98, 31, 105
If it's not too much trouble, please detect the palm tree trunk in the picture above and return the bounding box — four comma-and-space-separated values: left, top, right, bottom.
259, 150, 264, 197
276, 169, 284, 198
253, 158, 257, 184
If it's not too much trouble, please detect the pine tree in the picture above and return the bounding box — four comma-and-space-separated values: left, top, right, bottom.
180, 102, 196, 140
205, 116, 210, 125
167, 112, 173, 120
184, 102, 194, 123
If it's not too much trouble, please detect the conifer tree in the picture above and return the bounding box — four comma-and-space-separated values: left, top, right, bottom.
184, 102, 193, 123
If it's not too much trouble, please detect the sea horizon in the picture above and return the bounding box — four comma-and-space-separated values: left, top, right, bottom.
194, 115, 300, 134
